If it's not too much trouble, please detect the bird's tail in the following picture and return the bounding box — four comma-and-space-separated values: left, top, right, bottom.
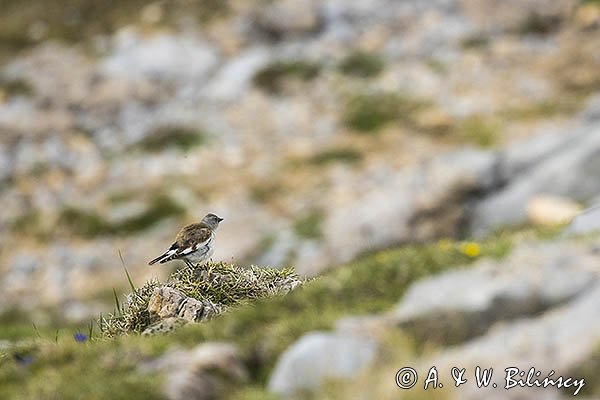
148, 243, 179, 265
148, 253, 167, 265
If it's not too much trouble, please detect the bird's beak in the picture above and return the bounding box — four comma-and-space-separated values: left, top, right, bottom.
219, 217, 224, 222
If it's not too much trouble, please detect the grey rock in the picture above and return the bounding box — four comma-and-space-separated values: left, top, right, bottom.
268, 332, 377, 396
471, 123, 600, 236
141, 343, 247, 400
254, 0, 323, 38
426, 283, 600, 399
460, 0, 577, 33
147, 286, 222, 323
391, 241, 600, 344
203, 47, 271, 102
321, 149, 498, 269
566, 205, 600, 236
142, 317, 190, 336
102, 31, 219, 85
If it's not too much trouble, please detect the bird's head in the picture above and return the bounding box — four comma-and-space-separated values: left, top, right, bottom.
202, 213, 224, 230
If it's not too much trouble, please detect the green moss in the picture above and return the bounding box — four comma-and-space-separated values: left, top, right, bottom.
343, 91, 429, 133
338, 51, 384, 78
455, 116, 499, 148
253, 61, 320, 94
58, 194, 185, 237
134, 125, 208, 153
306, 148, 363, 166
293, 209, 324, 239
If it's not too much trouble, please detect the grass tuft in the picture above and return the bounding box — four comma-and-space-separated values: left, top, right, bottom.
99, 262, 303, 337
455, 116, 499, 148
293, 209, 324, 239
338, 51, 384, 78
134, 125, 208, 153
253, 61, 320, 94
306, 148, 363, 166
343, 91, 429, 133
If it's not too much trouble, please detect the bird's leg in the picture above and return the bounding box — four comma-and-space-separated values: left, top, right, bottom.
184, 259, 195, 269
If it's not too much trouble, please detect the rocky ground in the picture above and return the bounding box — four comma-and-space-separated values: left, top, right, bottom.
0, 0, 600, 399
1, 0, 600, 314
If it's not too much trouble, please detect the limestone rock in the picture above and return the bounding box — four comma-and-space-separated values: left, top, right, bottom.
470, 115, 600, 236
141, 343, 247, 400
390, 241, 600, 344
148, 286, 222, 323
253, 0, 323, 38
425, 283, 600, 399
268, 332, 377, 396
566, 205, 600, 235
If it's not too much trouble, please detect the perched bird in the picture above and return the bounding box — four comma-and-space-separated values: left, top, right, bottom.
148, 213, 224, 268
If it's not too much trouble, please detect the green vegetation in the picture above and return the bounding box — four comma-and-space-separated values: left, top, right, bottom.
0, 229, 558, 399
425, 58, 449, 74
454, 116, 499, 148
58, 194, 185, 237
305, 148, 363, 166
100, 262, 302, 337
338, 51, 384, 78
500, 99, 581, 120
293, 209, 324, 239
253, 61, 320, 94
0, 0, 228, 63
133, 125, 208, 153
0, 338, 165, 400
343, 91, 429, 133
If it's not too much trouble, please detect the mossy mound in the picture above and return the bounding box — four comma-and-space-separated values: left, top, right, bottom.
99, 262, 303, 337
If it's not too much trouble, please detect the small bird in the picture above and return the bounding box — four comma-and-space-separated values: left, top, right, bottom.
148, 213, 224, 268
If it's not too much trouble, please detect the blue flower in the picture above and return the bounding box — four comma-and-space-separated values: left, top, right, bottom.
74, 332, 88, 343
14, 353, 35, 366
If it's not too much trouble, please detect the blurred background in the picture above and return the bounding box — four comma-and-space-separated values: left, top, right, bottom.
0, 0, 599, 398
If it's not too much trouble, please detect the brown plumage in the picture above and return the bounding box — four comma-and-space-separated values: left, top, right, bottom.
148, 213, 223, 268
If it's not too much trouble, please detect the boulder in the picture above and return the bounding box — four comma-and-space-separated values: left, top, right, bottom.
253, 0, 323, 38
141, 343, 247, 400
147, 286, 222, 323
268, 332, 377, 396
390, 241, 600, 344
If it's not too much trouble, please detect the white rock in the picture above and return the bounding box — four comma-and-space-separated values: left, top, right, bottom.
268, 332, 377, 396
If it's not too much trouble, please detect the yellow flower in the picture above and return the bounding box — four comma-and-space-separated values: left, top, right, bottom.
459, 242, 481, 258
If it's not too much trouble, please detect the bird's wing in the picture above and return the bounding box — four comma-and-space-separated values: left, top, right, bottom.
148, 223, 213, 265
170, 225, 213, 257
